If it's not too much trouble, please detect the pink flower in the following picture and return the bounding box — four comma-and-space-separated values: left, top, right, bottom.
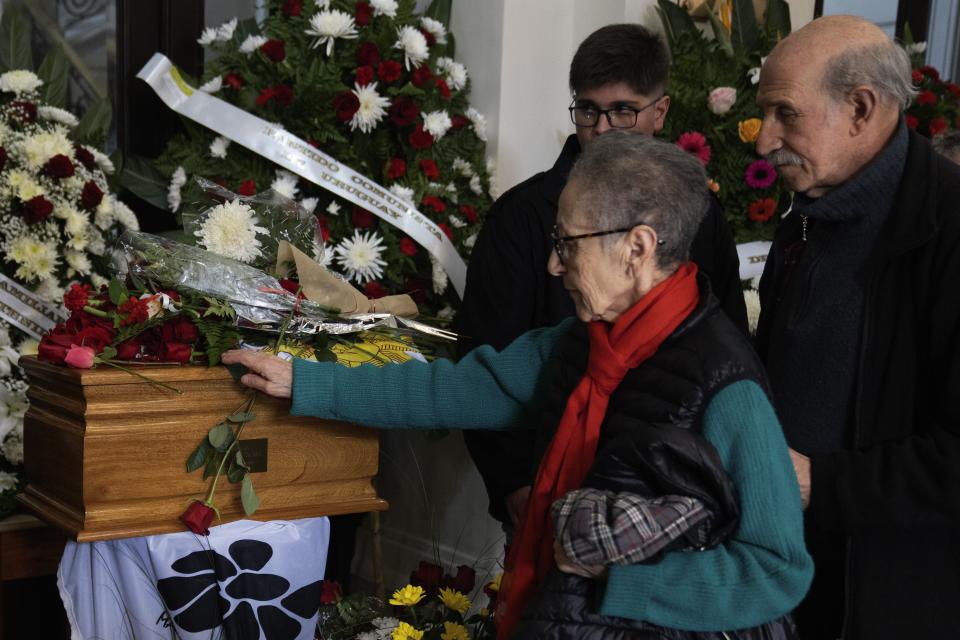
64, 344, 96, 369
707, 87, 737, 115
676, 131, 712, 166
745, 159, 778, 189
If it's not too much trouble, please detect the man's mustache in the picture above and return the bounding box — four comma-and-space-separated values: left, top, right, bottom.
766, 149, 803, 166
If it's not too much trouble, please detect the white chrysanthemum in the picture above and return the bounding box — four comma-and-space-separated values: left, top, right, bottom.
88, 147, 114, 174
421, 110, 452, 140
0, 70, 43, 95
306, 10, 358, 56
271, 170, 299, 199
334, 229, 387, 284
0, 121, 8, 145
744, 288, 761, 335
38, 105, 79, 127
94, 197, 113, 228
350, 82, 391, 133
209, 135, 231, 159
389, 184, 414, 205
437, 305, 455, 321
420, 17, 448, 44
313, 242, 335, 269
67, 230, 88, 252
394, 26, 428, 69
326, 201, 341, 216
299, 197, 318, 214
168, 166, 186, 212
466, 106, 488, 141
35, 277, 62, 302
240, 34, 269, 55
195, 199, 269, 263
369, 0, 397, 17
113, 200, 139, 230
449, 214, 466, 228
199, 75, 223, 93
464, 233, 477, 250
66, 249, 91, 276
87, 230, 107, 255
197, 27, 219, 46
0, 470, 17, 493
469, 174, 482, 195
430, 255, 448, 294
0, 386, 28, 442
452, 157, 473, 176
6, 170, 44, 201
18, 129, 73, 169
64, 207, 89, 237
8, 237, 58, 282
436, 57, 467, 91
314, 0, 331, 8
217, 17, 238, 41
2, 435, 23, 466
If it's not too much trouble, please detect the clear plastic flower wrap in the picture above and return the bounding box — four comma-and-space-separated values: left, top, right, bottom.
181, 177, 320, 270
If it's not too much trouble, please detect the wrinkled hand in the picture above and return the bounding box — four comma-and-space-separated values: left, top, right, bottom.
789, 448, 811, 509
553, 540, 606, 579
221, 349, 293, 399
505, 486, 531, 529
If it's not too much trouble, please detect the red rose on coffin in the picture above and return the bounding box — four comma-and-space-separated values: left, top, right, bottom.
162, 317, 199, 343
225, 72, 245, 90
355, 65, 375, 87
355, 1, 372, 26
161, 341, 193, 363
38, 332, 74, 363
238, 179, 256, 196
386, 158, 407, 180
357, 42, 380, 67
75, 325, 115, 352
115, 338, 142, 360
181, 500, 215, 535
260, 39, 286, 63
282, 0, 303, 16
80, 180, 104, 210
389, 97, 418, 126
399, 237, 417, 256
419, 158, 440, 181
44, 154, 75, 179
377, 60, 402, 83
23, 195, 54, 224
409, 124, 434, 150
319, 580, 343, 605
333, 91, 360, 122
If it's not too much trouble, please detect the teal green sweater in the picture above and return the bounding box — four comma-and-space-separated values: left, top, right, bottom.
292, 319, 813, 631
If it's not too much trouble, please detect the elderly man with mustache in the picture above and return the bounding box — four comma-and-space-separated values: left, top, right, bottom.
753, 15, 960, 640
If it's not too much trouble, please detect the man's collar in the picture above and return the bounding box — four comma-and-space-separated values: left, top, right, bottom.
544, 134, 582, 205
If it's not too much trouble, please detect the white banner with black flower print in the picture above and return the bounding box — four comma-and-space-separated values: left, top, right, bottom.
58, 517, 330, 640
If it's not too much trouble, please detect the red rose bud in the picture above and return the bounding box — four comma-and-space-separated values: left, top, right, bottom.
357, 42, 380, 67
282, 0, 303, 17
389, 97, 419, 127
319, 580, 343, 605
355, 65, 375, 87
80, 180, 104, 210
377, 60, 402, 83
411, 65, 433, 88
73, 144, 96, 169
419, 158, 440, 181
451, 114, 469, 130
917, 90, 937, 106
333, 91, 360, 122
260, 39, 286, 62
64, 283, 92, 312
409, 124, 434, 150
386, 158, 406, 180
435, 78, 451, 100
161, 341, 193, 363
115, 338, 142, 360
439, 223, 453, 240
0, 147, 6, 172
180, 500, 215, 535
459, 204, 477, 223
274, 83, 294, 107
9, 100, 37, 123
64, 344, 96, 369
44, 153, 75, 179
355, 1, 372, 26
225, 72, 245, 90
399, 237, 417, 256
238, 179, 256, 196
351, 206, 375, 228
422, 195, 446, 213
38, 332, 74, 363
929, 116, 948, 137
23, 195, 54, 224
363, 281, 387, 299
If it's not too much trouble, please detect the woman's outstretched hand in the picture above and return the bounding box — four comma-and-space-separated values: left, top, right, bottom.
221, 349, 293, 399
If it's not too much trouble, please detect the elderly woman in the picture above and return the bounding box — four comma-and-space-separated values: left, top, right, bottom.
222, 134, 811, 639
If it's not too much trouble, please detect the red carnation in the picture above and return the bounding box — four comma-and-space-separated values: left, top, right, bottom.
921, 65, 940, 81
411, 65, 433, 88
118, 296, 149, 326
9, 101, 36, 123
225, 72, 245, 90
747, 198, 777, 223
422, 195, 446, 213
23, 195, 54, 224
64, 283, 92, 312
260, 39, 286, 63
115, 338, 143, 360
357, 42, 380, 67
459, 204, 477, 223
439, 223, 453, 240
906, 114, 919, 129
386, 158, 407, 180
80, 180, 104, 210
419, 158, 440, 181
377, 60, 402, 83
409, 124, 434, 150
274, 84, 294, 106
282, 0, 303, 17
389, 97, 419, 126
0, 147, 6, 172
355, 1, 372, 26
917, 90, 937, 106
73, 144, 96, 169
435, 78, 451, 100
180, 500, 215, 535
451, 114, 469, 131
239, 179, 256, 196
355, 65, 375, 87
333, 91, 360, 122
929, 116, 948, 137
399, 237, 417, 256
352, 206, 375, 228
364, 281, 387, 298
44, 154, 75, 179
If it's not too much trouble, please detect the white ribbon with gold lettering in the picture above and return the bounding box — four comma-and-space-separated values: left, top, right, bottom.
736, 240, 772, 284
137, 53, 467, 297
0, 274, 62, 339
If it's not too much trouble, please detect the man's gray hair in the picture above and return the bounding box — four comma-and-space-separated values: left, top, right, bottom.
567, 133, 708, 270
823, 40, 916, 110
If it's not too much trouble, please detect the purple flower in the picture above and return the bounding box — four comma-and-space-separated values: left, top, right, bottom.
744, 159, 777, 189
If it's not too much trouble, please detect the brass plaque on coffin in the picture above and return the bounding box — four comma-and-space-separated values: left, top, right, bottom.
17, 357, 388, 542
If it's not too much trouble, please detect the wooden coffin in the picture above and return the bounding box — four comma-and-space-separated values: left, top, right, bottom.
17, 357, 388, 542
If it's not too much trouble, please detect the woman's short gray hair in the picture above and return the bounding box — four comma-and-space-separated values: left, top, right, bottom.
567, 133, 709, 270
823, 40, 916, 110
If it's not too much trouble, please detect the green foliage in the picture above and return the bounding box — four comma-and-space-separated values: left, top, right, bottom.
36, 44, 69, 108
116, 154, 170, 211
0, 4, 32, 72
241, 475, 259, 515
194, 315, 241, 366
72, 96, 113, 148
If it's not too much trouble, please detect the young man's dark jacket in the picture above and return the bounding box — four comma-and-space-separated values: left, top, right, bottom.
755, 130, 960, 639
455, 134, 748, 524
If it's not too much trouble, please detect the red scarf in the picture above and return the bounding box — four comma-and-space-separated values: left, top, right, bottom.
495, 262, 700, 639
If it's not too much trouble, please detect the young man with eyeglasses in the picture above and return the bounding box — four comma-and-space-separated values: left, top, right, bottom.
455, 24, 748, 535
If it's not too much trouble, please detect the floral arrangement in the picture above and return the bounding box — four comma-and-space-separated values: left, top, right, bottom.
902, 38, 960, 138
132, 0, 495, 320
0, 13, 138, 516
657, 0, 791, 242
317, 561, 500, 639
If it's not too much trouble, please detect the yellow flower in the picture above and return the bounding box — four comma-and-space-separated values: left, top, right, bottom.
480, 608, 490, 618
738, 118, 762, 143
440, 621, 470, 640
486, 572, 503, 593
391, 622, 424, 640
439, 587, 471, 615
389, 584, 426, 607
